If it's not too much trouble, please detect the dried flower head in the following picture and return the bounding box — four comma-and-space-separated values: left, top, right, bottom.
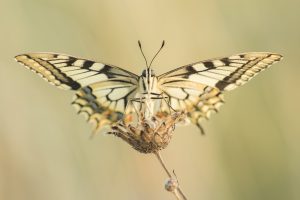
108, 110, 186, 153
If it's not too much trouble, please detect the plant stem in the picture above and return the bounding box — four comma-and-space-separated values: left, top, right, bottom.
154, 151, 187, 200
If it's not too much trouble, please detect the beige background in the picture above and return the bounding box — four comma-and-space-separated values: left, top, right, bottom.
1, 0, 299, 200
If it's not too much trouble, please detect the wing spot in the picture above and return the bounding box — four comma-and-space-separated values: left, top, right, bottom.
212, 60, 225, 66
220, 58, 230, 65
229, 63, 242, 68
54, 80, 61, 85
57, 55, 70, 59
186, 66, 197, 73
73, 60, 85, 67
33, 62, 40, 67
90, 63, 105, 71
54, 63, 68, 68
203, 61, 215, 68
83, 60, 94, 68
229, 55, 242, 59
192, 63, 206, 71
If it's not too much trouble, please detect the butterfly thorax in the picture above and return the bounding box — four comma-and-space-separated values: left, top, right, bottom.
135, 68, 162, 118
138, 68, 161, 99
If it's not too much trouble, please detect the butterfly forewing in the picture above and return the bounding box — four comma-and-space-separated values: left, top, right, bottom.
158, 52, 282, 91
15, 53, 139, 90
158, 52, 282, 131
15, 53, 139, 131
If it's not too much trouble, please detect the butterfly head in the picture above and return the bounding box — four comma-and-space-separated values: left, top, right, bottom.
142, 68, 155, 77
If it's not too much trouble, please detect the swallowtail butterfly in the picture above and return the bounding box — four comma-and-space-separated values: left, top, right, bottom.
15, 41, 282, 134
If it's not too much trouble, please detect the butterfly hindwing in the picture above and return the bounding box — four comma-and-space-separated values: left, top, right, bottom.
72, 81, 138, 132
160, 83, 224, 133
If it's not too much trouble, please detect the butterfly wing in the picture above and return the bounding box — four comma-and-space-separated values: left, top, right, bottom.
15, 53, 139, 132
15, 53, 138, 90
158, 52, 282, 131
72, 81, 138, 134
158, 81, 224, 134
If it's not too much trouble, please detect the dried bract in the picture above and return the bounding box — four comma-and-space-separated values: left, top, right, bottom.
108, 111, 186, 153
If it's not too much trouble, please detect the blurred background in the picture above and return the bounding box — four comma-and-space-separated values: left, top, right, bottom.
0, 0, 299, 199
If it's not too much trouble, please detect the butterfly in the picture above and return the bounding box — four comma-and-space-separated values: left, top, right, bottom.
15, 41, 282, 135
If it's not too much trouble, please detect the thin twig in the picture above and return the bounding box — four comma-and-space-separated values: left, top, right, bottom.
155, 151, 172, 177
173, 190, 181, 200
154, 151, 187, 200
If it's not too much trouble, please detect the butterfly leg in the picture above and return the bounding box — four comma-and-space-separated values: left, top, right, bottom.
126, 98, 144, 119
159, 93, 176, 112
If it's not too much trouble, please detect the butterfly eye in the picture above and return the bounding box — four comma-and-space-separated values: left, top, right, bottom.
142, 69, 156, 77
142, 69, 147, 77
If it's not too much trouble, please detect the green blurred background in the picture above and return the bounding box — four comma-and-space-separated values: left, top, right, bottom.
1, 0, 299, 199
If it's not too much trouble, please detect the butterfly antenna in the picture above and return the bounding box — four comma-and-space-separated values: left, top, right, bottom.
138, 40, 149, 68
149, 40, 165, 68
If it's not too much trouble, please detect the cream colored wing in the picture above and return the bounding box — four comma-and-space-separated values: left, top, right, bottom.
15, 53, 139, 132
72, 82, 138, 133
159, 83, 224, 134
158, 52, 282, 132
15, 53, 139, 90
